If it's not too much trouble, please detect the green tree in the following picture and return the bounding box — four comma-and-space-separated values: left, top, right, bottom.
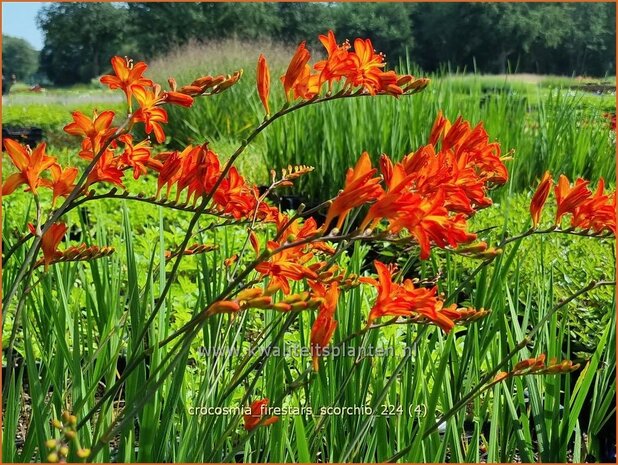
127, 3, 282, 58
2, 35, 39, 81
332, 3, 413, 62
37, 3, 129, 85
413, 4, 575, 74
275, 3, 336, 47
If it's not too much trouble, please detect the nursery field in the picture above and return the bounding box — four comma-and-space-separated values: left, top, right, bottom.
2, 38, 616, 463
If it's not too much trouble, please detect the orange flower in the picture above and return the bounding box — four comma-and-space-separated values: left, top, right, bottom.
345, 38, 399, 96
176, 144, 222, 203
424, 112, 508, 186
314, 30, 350, 89
364, 261, 440, 327
256, 54, 271, 115
310, 282, 339, 371
212, 167, 260, 219
133, 86, 169, 143
63, 110, 115, 140
255, 244, 318, 295
162, 89, 195, 107
283, 42, 311, 101
276, 215, 335, 254
42, 164, 79, 206
155, 145, 194, 198
323, 152, 383, 230
2, 140, 56, 195
529, 171, 553, 228
570, 178, 616, 234
117, 135, 158, 179
28, 222, 67, 271
387, 191, 476, 260
243, 399, 279, 431
554, 175, 591, 224
64, 110, 116, 160
360, 156, 414, 230
85, 151, 125, 189
100, 56, 153, 107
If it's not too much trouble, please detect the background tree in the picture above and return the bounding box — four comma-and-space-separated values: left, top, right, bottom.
37, 3, 129, 85
331, 3, 414, 62
2, 35, 39, 82
34, 2, 616, 84
127, 2, 282, 58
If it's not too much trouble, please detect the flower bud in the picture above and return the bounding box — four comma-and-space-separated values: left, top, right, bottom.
290, 301, 308, 311
237, 287, 263, 301
45, 439, 57, 449
272, 302, 292, 312
77, 449, 91, 459
245, 296, 273, 309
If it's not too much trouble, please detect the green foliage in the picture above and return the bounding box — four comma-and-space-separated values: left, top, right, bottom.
2, 35, 39, 82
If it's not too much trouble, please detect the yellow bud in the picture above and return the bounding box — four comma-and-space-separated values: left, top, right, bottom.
59, 446, 69, 457
64, 430, 76, 441
237, 288, 263, 301
45, 439, 57, 449
244, 296, 272, 309
272, 302, 292, 312
51, 419, 63, 430
290, 301, 308, 311
47, 452, 59, 463
77, 449, 91, 459
283, 292, 309, 304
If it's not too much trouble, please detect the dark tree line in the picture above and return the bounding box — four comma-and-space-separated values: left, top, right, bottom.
34, 2, 616, 86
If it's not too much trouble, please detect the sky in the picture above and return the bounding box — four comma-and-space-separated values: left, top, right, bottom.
3, 2, 46, 50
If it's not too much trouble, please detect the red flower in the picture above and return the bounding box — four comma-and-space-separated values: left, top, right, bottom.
283, 42, 312, 101
310, 282, 339, 371
243, 399, 279, 431
28, 222, 67, 271
323, 152, 383, 230
256, 54, 271, 115
529, 171, 553, 228
554, 175, 591, 224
